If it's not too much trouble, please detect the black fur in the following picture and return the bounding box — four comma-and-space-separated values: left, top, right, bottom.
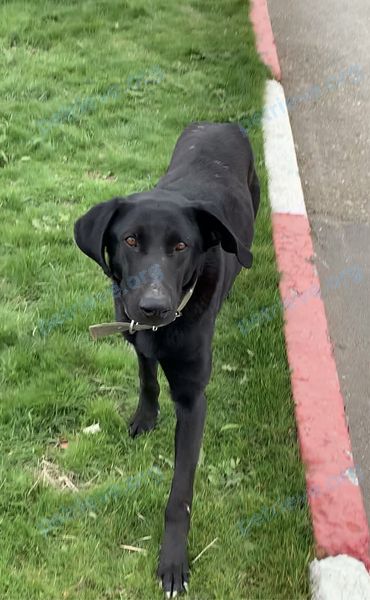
74, 122, 259, 596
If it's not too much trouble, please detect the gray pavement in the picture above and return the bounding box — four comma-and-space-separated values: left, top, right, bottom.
267, 0, 370, 521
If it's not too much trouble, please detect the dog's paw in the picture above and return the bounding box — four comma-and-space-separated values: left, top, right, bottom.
129, 408, 158, 438
157, 545, 189, 597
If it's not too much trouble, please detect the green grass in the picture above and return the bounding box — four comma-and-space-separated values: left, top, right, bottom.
0, 0, 313, 598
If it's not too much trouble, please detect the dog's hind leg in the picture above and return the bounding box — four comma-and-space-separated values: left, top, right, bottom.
129, 352, 160, 438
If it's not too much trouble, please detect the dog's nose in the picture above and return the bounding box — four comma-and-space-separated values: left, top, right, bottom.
139, 297, 171, 319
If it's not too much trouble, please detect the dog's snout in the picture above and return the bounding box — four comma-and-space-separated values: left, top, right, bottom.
139, 296, 172, 319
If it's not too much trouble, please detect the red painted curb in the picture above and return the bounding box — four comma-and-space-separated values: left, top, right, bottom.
250, 0, 281, 80
272, 213, 370, 569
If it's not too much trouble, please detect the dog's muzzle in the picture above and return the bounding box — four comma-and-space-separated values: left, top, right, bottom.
88, 276, 197, 340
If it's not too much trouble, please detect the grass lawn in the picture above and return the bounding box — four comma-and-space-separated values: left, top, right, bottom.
0, 0, 313, 598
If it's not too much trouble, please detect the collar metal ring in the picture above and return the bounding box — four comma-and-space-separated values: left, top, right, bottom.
129, 320, 136, 334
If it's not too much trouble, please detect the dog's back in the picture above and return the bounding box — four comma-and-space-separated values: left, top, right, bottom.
157, 122, 260, 218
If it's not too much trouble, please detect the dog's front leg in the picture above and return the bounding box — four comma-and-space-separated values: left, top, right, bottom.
129, 352, 160, 438
157, 361, 207, 596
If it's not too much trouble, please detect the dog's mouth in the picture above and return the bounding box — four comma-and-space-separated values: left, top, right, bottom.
123, 305, 176, 328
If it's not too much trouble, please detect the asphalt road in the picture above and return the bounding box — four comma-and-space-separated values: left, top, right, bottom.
267, 0, 370, 521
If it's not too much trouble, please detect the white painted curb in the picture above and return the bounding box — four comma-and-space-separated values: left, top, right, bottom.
262, 80, 307, 216
310, 555, 370, 599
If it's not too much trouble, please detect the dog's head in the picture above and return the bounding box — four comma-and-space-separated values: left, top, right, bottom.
74, 189, 254, 327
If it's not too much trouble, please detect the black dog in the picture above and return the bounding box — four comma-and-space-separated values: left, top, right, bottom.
74, 122, 259, 597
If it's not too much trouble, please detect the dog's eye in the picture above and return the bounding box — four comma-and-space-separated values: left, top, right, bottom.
175, 242, 187, 252
125, 236, 137, 247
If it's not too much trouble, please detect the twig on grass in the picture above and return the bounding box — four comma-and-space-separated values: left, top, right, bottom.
192, 537, 218, 564
120, 544, 147, 555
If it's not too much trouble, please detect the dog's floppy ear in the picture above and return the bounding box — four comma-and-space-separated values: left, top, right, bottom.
189, 189, 256, 268
74, 197, 122, 277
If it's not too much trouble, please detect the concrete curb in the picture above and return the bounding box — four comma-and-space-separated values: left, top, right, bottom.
263, 76, 370, 571
310, 555, 370, 600
250, 0, 370, 589
250, 0, 281, 80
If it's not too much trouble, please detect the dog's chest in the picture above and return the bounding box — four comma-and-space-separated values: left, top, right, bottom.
134, 325, 187, 360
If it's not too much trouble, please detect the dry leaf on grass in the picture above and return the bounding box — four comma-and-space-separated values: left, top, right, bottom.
58, 437, 69, 450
